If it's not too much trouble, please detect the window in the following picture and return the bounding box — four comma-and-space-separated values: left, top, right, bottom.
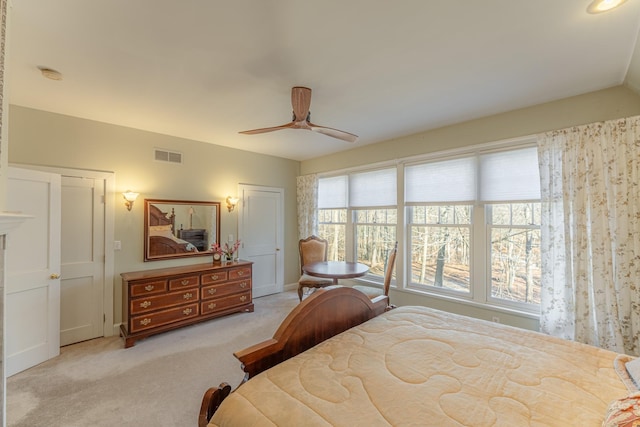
318, 209, 346, 261
488, 203, 541, 305
318, 168, 397, 282
355, 208, 397, 277
316, 143, 541, 311
408, 205, 471, 293
405, 146, 541, 309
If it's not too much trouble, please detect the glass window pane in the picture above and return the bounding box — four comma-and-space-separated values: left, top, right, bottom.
490, 227, 541, 304
491, 204, 511, 225
409, 225, 470, 293
318, 209, 347, 261
454, 206, 472, 224
354, 209, 397, 278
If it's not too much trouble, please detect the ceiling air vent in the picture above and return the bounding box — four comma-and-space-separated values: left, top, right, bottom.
154, 149, 183, 164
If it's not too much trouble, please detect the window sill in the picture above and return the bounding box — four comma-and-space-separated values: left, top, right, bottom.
395, 286, 540, 320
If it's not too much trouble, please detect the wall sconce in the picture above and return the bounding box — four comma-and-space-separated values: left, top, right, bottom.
226, 196, 239, 212
123, 190, 139, 211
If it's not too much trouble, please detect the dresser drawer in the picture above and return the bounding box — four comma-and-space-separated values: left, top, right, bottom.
130, 280, 167, 297
130, 303, 199, 333
168, 275, 199, 290
130, 288, 200, 314
201, 270, 229, 285
201, 279, 251, 301
201, 291, 251, 315
229, 266, 251, 281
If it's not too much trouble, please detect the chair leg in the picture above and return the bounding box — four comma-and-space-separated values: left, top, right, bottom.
297, 286, 304, 301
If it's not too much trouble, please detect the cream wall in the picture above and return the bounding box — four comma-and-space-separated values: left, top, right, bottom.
7, 85, 640, 333
7, 105, 301, 326
301, 84, 640, 331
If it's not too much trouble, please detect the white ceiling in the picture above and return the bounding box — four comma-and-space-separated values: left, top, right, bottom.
8, 0, 640, 161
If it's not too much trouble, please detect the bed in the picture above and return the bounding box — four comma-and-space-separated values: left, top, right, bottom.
147, 204, 198, 255
199, 287, 639, 426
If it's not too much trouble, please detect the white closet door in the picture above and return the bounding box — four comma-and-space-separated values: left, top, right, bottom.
6, 167, 61, 376
59, 176, 105, 346
238, 185, 284, 297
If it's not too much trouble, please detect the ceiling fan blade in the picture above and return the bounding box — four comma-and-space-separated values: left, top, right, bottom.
291, 86, 312, 122
239, 122, 295, 135
308, 123, 358, 143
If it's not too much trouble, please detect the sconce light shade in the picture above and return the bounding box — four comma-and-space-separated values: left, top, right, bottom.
587, 0, 627, 13
226, 196, 239, 212
123, 190, 139, 211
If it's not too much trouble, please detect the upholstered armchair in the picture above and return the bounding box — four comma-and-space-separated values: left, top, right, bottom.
297, 235, 333, 301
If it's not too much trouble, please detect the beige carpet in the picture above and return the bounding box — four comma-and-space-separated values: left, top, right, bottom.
7, 290, 300, 427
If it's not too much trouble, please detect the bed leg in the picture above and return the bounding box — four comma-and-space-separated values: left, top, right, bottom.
198, 382, 232, 427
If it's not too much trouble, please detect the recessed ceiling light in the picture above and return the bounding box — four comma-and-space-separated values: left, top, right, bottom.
587, 0, 628, 13
38, 67, 63, 81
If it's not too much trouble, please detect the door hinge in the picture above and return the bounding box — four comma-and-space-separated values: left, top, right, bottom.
103, 313, 106, 323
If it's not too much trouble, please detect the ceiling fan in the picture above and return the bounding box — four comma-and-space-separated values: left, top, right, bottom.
239, 86, 358, 143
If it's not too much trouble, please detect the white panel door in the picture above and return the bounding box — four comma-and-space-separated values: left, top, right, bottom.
238, 185, 284, 298
59, 176, 105, 346
6, 167, 61, 376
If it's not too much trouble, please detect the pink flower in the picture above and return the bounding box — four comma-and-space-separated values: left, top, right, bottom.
211, 240, 241, 259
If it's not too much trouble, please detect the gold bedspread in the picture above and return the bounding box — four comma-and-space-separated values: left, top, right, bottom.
210, 306, 628, 426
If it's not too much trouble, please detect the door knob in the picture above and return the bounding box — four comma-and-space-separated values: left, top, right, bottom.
50, 273, 60, 279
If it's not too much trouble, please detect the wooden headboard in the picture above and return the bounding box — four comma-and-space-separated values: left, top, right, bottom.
148, 204, 175, 233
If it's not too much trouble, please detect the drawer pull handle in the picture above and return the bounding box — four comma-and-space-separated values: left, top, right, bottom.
240, 282, 247, 289
183, 292, 193, 300
140, 318, 151, 326
210, 274, 219, 280
181, 279, 189, 286
208, 288, 217, 295
208, 303, 217, 309
237, 271, 245, 276
144, 285, 155, 291
240, 295, 247, 302
183, 308, 193, 316
140, 301, 152, 309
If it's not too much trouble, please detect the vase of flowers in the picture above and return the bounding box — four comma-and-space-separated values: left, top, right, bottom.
211, 240, 241, 264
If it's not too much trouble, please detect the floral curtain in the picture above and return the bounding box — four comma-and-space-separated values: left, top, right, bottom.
537, 116, 640, 355
296, 174, 318, 240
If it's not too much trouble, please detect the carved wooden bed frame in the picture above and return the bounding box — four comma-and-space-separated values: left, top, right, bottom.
148, 204, 193, 255
198, 287, 390, 427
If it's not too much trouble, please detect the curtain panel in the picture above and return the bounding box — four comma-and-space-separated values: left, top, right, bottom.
296, 174, 318, 240
537, 116, 640, 355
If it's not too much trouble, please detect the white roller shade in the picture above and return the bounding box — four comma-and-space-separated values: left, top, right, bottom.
479, 147, 540, 201
349, 168, 396, 207
405, 157, 477, 203
318, 175, 348, 208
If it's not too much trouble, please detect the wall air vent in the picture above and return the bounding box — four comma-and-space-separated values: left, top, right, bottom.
154, 148, 183, 164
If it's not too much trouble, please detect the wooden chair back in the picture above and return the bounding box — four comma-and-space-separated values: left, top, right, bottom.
298, 235, 328, 273
382, 242, 398, 297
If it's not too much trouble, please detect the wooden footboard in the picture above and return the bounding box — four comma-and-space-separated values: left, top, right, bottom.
198, 383, 231, 427
198, 287, 389, 427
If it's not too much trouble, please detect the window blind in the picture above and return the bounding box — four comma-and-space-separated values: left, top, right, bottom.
405, 156, 477, 203
349, 168, 396, 207
479, 147, 540, 201
318, 175, 348, 208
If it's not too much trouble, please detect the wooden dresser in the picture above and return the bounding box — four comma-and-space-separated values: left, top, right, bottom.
120, 261, 253, 347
